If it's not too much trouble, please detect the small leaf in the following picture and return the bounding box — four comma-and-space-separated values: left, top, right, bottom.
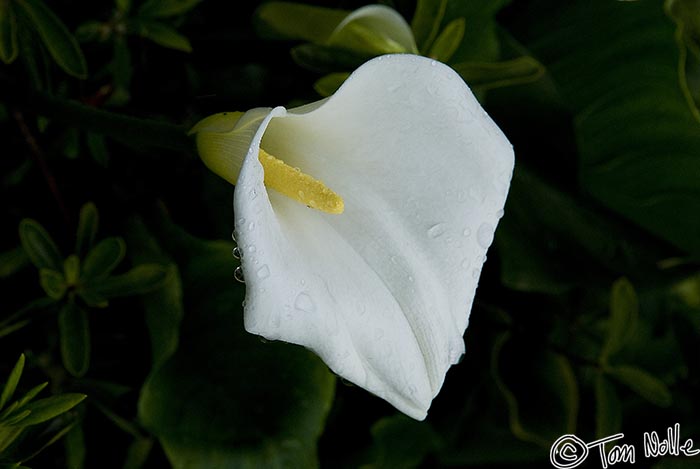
63, 255, 80, 286
0, 0, 19, 64
1, 354, 25, 410
0, 246, 29, 278
75, 202, 99, 257
3, 409, 31, 426
138, 0, 202, 18
594, 373, 622, 439
19, 219, 63, 271
65, 422, 85, 469
428, 17, 465, 63
600, 278, 639, 364
123, 437, 153, 469
452, 56, 545, 90
76, 288, 108, 308
59, 302, 91, 378
134, 20, 192, 52
607, 365, 672, 407
14, 0, 88, 78
88, 264, 169, 299
255, 1, 348, 43
314, 72, 350, 97
75, 20, 107, 42
86, 133, 109, 167
81, 237, 126, 280
15, 382, 48, 408
20, 393, 86, 426
40, 268, 67, 300
411, 0, 447, 52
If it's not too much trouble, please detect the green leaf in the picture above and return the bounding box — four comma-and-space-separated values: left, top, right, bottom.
594, 373, 621, 439
3, 409, 31, 426
442, 0, 511, 63
138, 0, 202, 18
491, 333, 579, 445
123, 437, 153, 469
39, 268, 67, 300
15, 382, 48, 408
607, 365, 673, 407
0, 0, 19, 64
85, 132, 109, 167
452, 56, 544, 90
255, 2, 348, 43
290, 43, 366, 74
134, 20, 192, 52
137, 219, 335, 468
526, 0, 700, 257
59, 302, 91, 378
314, 72, 350, 97
666, 0, 700, 59
14, 0, 87, 78
75, 20, 107, 42
63, 255, 80, 286
20, 393, 86, 426
1, 355, 25, 410
125, 219, 184, 368
116, 0, 131, 14
411, 0, 447, 52
81, 237, 126, 280
88, 264, 168, 299
0, 247, 28, 278
18, 219, 63, 272
428, 17, 465, 62
367, 415, 440, 468
76, 288, 108, 309
600, 278, 639, 364
64, 422, 85, 469
75, 202, 99, 258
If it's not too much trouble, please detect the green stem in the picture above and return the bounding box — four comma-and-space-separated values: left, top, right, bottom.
0, 73, 194, 154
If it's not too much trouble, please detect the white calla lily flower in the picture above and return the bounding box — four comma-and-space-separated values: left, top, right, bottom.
192, 54, 514, 420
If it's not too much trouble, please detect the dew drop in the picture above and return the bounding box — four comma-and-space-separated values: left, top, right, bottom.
496, 209, 505, 219
477, 223, 494, 248
430, 60, 437, 67
242, 299, 247, 308
471, 268, 480, 279
390, 256, 398, 264
249, 188, 257, 200
294, 292, 315, 312
234, 266, 245, 283
256, 265, 270, 279
248, 221, 256, 232
231, 230, 237, 242
427, 223, 446, 238
340, 377, 355, 387
259, 336, 269, 344
232, 246, 241, 259
247, 245, 257, 253
462, 227, 471, 237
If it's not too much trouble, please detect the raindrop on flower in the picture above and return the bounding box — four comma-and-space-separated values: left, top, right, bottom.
256, 265, 270, 279
427, 223, 446, 238
232, 246, 241, 259
234, 266, 245, 283
294, 292, 315, 312
477, 222, 494, 248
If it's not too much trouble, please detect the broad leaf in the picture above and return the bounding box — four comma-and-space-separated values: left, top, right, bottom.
81, 237, 126, 279
255, 2, 348, 43
14, 0, 87, 78
452, 57, 544, 90
137, 219, 335, 468
524, 0, 700, 257
443, 0, 512, 63
18, 219, 63, 272
87, 264, 168, 299
135, 20, 192, 52
59, 302, 91, 377
314, 72, 349, 97
411, 0, 447, 52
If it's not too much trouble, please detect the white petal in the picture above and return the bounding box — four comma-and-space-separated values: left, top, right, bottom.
234, 55, 513, 420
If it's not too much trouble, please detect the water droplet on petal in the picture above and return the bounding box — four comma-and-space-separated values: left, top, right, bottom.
247, 245, 257, 254
249, 188, 257, 200
231, 230, 237, 242
463, 227, 471, 237
248, 221, 256, 232
234, 266, 245, 283
427, 223, 446, 238
496, 209, 505, 219
477, 222, 494, 248
232, 246, 241, 259
256, 265, 270, 279
294, 292, 315, 312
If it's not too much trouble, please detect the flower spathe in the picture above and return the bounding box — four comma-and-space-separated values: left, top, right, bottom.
194, 54, 514, 420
